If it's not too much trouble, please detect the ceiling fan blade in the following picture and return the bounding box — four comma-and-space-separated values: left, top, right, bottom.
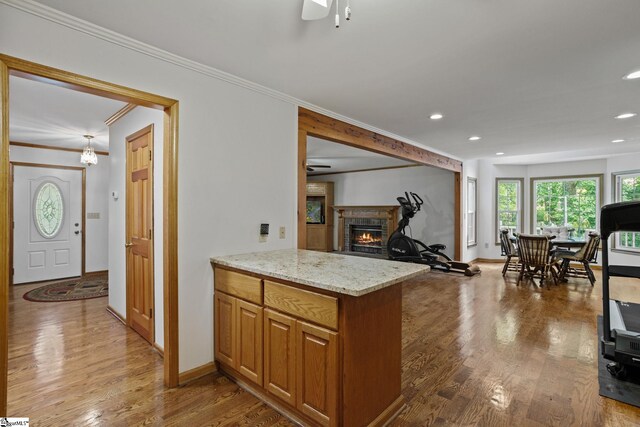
302, 0, 333, 20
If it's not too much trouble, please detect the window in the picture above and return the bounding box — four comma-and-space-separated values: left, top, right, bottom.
467, 177, 477, 247
613, 170, 640, 252
532, 175, 602, 238
34, 181, 64, 239
495, 178, 523, 243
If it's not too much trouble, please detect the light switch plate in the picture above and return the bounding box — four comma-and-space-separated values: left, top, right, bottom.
87, 212, 100, 219
279, 226, 286, 239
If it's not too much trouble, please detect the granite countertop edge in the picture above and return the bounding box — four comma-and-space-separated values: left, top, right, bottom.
210, 250, 430, 297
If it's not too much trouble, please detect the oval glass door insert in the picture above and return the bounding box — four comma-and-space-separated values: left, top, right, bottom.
34, 181, 64, 238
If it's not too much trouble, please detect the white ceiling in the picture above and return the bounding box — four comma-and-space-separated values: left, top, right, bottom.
9, 76, 126, 152
307, 136, 415, 175
34, 0, 640, 161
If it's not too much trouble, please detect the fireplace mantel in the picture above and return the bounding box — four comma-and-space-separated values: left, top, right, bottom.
332, 206, 400, 255
333, 205, 399, 218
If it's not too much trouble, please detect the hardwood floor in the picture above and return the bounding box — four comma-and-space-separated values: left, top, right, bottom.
7, 265, 640, 426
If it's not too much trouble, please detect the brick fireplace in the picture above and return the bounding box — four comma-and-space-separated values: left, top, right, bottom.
333, 206, 399, 257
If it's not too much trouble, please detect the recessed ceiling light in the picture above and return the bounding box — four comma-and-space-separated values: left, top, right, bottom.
496, 152, 504, 156
624, 70, 640, 80
429, 113, 444, 120
615, 112, 637, 119
612, 139, 625, 143
468, 136, 481, 141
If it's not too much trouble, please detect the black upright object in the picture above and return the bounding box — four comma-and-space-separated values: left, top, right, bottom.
600, 201, 640, 375
387, 191, 481, 276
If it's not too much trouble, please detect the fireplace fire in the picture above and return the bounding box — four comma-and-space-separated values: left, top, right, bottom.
355, 232, 382, 245
350, 225, 383, 254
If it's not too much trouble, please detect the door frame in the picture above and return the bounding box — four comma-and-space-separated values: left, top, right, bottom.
9, 162, 87, 285
125, 124, 155, 344
0, 54, 180, 415
297, 107, 464, 260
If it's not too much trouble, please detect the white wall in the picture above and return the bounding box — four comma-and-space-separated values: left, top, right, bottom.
0, 4, 298, 371
9, 145, 109, 272
313, 165, 455, 254
108, 107, 165, 348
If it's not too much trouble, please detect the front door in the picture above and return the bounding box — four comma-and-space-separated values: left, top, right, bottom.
126, 125, 154, 344
13, 165, 83, 284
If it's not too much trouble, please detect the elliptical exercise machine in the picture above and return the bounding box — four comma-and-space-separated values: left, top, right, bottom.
387, 191, 480, 276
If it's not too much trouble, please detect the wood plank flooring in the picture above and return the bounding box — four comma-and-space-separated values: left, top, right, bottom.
7, 265, 640, 426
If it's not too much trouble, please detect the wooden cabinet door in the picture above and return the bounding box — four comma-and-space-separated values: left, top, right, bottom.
296, 321, 338, 427
264, 309, 297, 406
306, 225, 325, 251
214, 292, 236, 367
236, 299, 263, 386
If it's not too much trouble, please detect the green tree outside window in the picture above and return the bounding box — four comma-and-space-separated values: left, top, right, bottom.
616, 173, 640, 250
496, 179, 522, 241
534, 178, 598, 237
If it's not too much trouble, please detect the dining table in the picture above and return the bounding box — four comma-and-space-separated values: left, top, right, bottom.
547, 238, 587, 249
509, 235, 586, 249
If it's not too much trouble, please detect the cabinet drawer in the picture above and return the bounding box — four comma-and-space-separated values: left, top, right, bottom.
215, 267, 262, 305
264, 281, 338, 330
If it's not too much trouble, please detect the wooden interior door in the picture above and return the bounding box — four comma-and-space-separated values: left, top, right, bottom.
264, 309, 296, 406
296, 321, 338, 426
126, 124, 154, 344
236, 299, 263, 386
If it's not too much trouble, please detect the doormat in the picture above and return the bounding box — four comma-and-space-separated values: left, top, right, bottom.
598, 315, 640, 408
23, 276, 108, 302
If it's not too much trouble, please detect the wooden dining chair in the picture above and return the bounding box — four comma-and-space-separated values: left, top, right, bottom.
499, 228, 520, 276
516, 234, 558, 287
556, 232, 601, 285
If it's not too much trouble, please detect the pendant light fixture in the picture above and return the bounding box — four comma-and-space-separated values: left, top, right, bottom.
301, 0, 351, 28
335, 0, 352, 28
80, 134, 98, 166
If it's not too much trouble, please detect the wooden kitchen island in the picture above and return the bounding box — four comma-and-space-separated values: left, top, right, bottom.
210, 249, 428, 427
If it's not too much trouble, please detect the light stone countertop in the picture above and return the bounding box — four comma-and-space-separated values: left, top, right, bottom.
210, 249, 430, 297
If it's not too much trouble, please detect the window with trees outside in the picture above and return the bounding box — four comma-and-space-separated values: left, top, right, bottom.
496, 178, 523, 243
467, 177, 477, 247
613, 170, 640, 252
532, 175, 601, 238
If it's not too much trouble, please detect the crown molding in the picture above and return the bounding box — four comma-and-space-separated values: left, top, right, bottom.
1, 0, 461, 162
10, 140, 109, 156
105, 103, 136, 126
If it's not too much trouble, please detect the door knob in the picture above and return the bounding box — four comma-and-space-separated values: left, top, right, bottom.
125, 242, 134, 248
74, 230, 80, 235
